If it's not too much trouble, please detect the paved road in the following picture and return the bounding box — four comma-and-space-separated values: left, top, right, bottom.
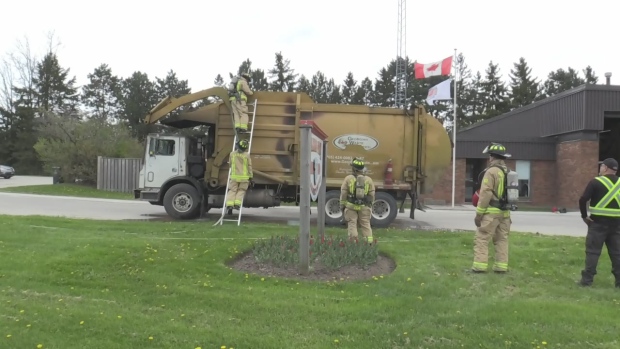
0, 187, 587, 237
0, 175, 53, 188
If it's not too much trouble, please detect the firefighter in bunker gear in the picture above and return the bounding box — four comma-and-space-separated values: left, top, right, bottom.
225, 139, 254, 211
228, 72, 254, 134
340, 158, 376, 242
472, 143, 512, 273
577, 157, 620, 287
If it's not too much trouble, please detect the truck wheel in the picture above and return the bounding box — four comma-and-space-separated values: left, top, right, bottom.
371, 192, 398, 228
324, 190, 345, 226
163, 183, 201, 220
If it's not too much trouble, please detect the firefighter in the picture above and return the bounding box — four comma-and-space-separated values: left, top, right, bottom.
229, 72, 254, 134
577, 157, 620, 288
472, 142, 512, 273
225, 139, 254, 211
340, 158, 376, 242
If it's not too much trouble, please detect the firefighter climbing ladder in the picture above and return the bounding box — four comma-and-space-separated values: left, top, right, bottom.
213, 99, 258, 226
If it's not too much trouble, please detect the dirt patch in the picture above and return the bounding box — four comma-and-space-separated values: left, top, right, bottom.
228, 250, 397, 282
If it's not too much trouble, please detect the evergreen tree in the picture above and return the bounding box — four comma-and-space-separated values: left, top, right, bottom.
267, 52, 298, 92
31, 51, 79, 116
119, 71, 158, 141
213, 74, 224, 86
341, 72, 358, 105
508, 57, 541, 108
541, 67, 585, 97
583, 66, 599, 84
481, 61, 511, 118
296, 75, 312, 95
81, 63, 123, 122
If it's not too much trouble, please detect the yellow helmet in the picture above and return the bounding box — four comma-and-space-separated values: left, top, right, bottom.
351, 158, 365, 171
237, 139, 249, 151
482, 142, 511, 158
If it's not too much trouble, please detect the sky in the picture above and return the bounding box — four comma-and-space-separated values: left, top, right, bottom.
1, 0, 618, 94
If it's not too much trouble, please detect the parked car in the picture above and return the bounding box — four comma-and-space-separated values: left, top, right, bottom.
0, 165, 15, 179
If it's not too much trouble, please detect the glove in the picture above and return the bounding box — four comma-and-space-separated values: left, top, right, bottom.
249, 178, 255, 187
474, 214, 482, 228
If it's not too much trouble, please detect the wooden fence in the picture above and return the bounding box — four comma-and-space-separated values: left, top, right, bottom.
96, 156, 142, 193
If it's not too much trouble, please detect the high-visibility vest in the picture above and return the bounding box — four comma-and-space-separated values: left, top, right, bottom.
589, 176, 620, 217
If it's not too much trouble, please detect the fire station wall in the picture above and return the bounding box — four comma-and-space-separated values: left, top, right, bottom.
421, 158, 557, 207
555, 139, 599, 209
419, 159, 466, 205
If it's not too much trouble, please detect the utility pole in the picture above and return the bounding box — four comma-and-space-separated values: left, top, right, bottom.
395, 0, 407, 109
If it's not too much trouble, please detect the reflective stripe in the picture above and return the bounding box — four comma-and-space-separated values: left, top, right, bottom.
472, 262, 487, 271
493, 262, 508, 271
477, 170, 509, 215
589, 176, 620, 217
237, 81, 247, 101
346, 177, 370, 211
230, 153, 250, 180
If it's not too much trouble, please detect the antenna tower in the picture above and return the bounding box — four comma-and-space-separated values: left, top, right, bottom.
395, 0, 407, 109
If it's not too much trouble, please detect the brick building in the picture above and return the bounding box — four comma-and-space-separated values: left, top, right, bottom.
421, 82, 620, 210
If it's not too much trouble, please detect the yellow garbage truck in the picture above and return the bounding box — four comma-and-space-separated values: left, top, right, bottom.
134, 86, 452, 227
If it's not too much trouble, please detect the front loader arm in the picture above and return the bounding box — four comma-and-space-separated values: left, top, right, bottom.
144, 87, 232, 124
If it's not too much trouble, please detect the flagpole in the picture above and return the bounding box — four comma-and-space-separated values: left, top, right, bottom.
451, 48, 458, 208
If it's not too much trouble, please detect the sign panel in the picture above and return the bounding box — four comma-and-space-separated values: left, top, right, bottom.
310, 132, 323, 202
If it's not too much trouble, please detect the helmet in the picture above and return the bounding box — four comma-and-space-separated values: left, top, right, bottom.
350, 157, 365, 171
482, 142, 511, 158
240, 72, 251, 81
237, 139, 249, 151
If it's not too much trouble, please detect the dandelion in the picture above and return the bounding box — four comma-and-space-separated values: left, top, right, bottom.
80, 321, 84, 325
37, 345, 43, 348
149, 336, 153, 340
334, 339, 339, 343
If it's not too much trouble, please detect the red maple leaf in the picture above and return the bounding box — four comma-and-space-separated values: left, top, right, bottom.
426, 63, 439, 71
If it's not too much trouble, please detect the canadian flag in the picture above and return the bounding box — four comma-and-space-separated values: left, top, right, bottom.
413, 56, 453, 79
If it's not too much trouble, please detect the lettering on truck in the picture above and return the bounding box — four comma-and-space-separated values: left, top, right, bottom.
333, 134, 379, 151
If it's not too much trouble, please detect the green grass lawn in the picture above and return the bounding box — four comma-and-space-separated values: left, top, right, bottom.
1, 215, 618, 349
0, 183, 133, 200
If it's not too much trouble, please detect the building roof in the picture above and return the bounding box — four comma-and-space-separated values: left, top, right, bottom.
454, 83, 620, 160
457, 84, 620, 142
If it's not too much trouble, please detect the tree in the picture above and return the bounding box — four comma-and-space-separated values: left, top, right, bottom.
31, 51, 80, 116
541, 67, 585, 97
34, 115, 143, 183
119, 71, 159, 141
81, 63, 123, 122
583, 66, 599, 84
508, 57, 541, 108
213, 74, 224, 86
267, 52, 298, 92
341, 72, 358, 105
481, 61, 511, 118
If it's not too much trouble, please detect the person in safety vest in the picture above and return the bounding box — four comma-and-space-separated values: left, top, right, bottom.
229, 72, 254, 134
225, 139, 254, 211
472, 142, 512, 273
339, 158, 376, 242
577, 157, 620, 288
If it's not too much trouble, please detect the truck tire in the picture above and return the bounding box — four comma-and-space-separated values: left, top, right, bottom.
163, 183, 201, 220
324, 190, 345, 226
370, 192, 398, 228
323, 190, 398, 228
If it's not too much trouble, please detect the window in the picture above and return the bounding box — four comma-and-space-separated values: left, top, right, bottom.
515, 160, 530, 199
151, 139, 176, 156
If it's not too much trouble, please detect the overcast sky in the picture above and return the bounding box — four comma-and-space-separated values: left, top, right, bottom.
1, 0, 618, 93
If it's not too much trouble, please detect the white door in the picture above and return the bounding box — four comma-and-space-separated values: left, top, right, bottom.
145, 137, 180, 188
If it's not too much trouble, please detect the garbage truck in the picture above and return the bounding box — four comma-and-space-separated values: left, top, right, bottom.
133, 86, 452, 227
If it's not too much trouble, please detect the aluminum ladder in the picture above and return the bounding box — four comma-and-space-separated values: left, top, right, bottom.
213, 99, 258, 226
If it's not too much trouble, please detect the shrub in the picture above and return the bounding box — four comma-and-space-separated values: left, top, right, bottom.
252, 235, 379, 271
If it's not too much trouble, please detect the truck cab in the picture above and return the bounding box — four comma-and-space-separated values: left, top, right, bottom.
134, 132, 210, 219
